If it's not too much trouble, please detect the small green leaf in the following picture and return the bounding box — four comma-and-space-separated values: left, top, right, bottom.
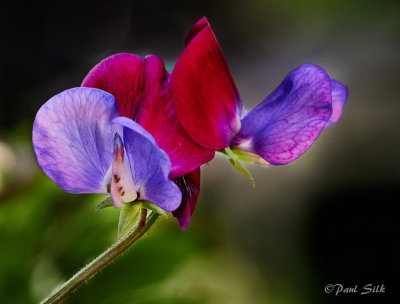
118, 202, 141, 237
140, 200, 166, 215
224, 147, 255, 187
95, 197, 113, 210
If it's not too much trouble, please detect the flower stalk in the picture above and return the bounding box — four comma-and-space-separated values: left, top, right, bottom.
40, 208, 159, 304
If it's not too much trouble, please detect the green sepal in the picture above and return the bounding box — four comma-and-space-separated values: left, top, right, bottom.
223, 147, 255, 187
229, 157, 256, 188
118, 200, 165, 237
139, 200, 166, 215
95, 197, 114, 211
231, 149, 270, 165
118, 202, 141, 237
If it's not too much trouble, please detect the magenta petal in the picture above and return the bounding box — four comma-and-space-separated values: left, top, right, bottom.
136, 55, 215, 178
326, 79, 348, 127
172, 18, 242, 149
82, 53, 214, 178
82, 53, 145, 119
33, 88, 120, 193
172, 168, 201, 230
232, 64, 333, 165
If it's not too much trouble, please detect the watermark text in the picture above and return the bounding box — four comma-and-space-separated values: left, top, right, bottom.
324, 283, 385, 296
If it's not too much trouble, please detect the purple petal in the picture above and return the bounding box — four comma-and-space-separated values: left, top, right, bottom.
232, 64, 333, 165
32, 88, 121, 193
112, 117, 182, 211
326, 79, 348, 127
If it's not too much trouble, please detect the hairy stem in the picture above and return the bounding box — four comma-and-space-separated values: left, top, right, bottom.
40, 208, 159, 304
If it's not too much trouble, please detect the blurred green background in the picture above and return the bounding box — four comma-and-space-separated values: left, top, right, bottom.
1, 0, 399, 303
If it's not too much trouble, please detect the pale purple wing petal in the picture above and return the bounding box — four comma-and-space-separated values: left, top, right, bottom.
326, 79, 348, 127
112, 117, 182, 211
232, 64, 333, 165
33, 87, 121, 193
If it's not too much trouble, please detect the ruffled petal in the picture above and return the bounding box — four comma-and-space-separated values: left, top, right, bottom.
32, 87, 121, 193
112, 117, 182, 211
82, 53, 214, 178
232, 64, 333, 165
326, 79, 348, 127
172, 17, 242, 149
172, 168, 201, 230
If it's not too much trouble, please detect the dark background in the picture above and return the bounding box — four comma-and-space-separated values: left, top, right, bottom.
1, 0, 399, 303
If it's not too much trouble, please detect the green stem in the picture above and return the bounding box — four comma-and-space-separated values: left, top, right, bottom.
40, 209, 159, 304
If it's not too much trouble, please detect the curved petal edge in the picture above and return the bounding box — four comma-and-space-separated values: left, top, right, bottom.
326, 79, 348, 127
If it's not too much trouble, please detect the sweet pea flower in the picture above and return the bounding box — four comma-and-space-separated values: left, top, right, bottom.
82, 54, 213, 229
172, 18, 348, 165
33, 87, 182, 212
